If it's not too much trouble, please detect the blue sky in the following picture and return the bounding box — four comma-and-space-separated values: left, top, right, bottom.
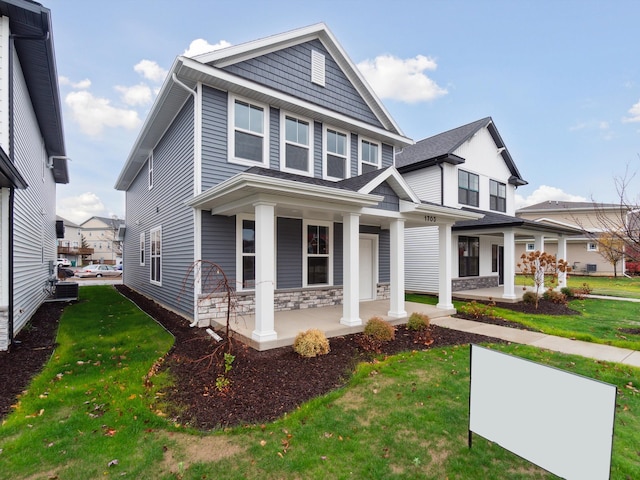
47, 0, 640, 224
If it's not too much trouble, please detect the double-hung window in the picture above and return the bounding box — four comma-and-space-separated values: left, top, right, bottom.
304, 221, 332, 286
359, 138, 380, 174
458, 170, 479, 207
490, 180, 507, 212
230, 97, 267, 166
282, 113, 312, 175
237, 215, 255, 290
324, 126, 349, 180
139, 232, 145, 266
150, 226, 161, 285
458, 236, 479, 277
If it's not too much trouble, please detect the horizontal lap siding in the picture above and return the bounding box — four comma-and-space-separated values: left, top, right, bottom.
200, 214, 235, 291
11, 49, 55, 338
277, 217, 302, 288
222, 40, 382, 128
360, 225, 390, 282
124, 100, 195, 317
405, 226, 439, 292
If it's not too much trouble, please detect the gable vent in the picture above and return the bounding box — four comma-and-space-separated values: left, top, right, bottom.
311, 50, 326, 87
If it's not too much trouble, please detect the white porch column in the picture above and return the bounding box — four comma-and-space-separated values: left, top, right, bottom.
502, 229, 516, 300
557, 235, 568, 289
341, 212, 361, 326
252, 202, 277, 342
534, 234, 545, 287
388, 218, 407, 318
437, 223, 454, 310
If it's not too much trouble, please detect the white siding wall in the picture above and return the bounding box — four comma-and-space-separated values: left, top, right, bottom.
405, 226, 439, 293
11, 47, 56, 339
402, 168, 441, 203
0, 18, 9, 349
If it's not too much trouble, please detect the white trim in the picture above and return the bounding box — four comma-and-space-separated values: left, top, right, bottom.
358, 136, 381, 174
236, 213, 255, 291
587, 242, 598, 252
150, 226, 162, 286
525, 242, 535, 252
388, 218, 406, 317
322, 124, 350, 181
147, 151, 154, 190
303, 219, 333, 287
139, 231, 145, 266
280, 110, 314, 176
359, 233, 378, 300
227, 94, 269, 168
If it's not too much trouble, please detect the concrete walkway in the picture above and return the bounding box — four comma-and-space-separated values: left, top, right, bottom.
431, 316, 640, 368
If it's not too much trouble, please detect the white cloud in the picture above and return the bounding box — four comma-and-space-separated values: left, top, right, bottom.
183, 38, 232, 58
65, 90, 142, 137
622, 99, 640, 123
515, 185, 587, 210
59, 76, 91, 89
115, 83, 153, 106
57, 192, 106, 224
357, 54, 447, 103
134, 59, 167, 83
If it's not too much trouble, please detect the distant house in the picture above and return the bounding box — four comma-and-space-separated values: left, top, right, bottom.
79, 216, 124, 265
396, 118, 580, 300
56, 216, 93, 267
115, 23, 477, 349
0, 1, 69, 351
516, 201, 629, 276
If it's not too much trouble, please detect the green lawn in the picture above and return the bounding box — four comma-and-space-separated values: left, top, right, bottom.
515, 274, 640, 299
1, 286, 639, 479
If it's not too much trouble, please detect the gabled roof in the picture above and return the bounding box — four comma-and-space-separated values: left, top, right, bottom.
0, 0, 68, 183
395, 117, 527, 186
115, 23, 413, 191
453, 207, 583, 236
517, 200, 622, 213
80, 216, 125, 228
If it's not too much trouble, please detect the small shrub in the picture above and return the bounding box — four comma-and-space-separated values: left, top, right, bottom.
363, 316, 395, 342
458, 300, 496, 319
407, 312, 430, 331
576, 282, 592, 295
293, 329, 330, 358
522, 291, 538, 305
560, 286, 574, 298
543, 288, 567, 305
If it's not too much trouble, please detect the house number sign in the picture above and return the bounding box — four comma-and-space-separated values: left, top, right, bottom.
425, 215, 437, 223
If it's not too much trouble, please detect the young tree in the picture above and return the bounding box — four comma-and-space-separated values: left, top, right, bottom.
594, 232, 626, 277
517, 251, 571, 309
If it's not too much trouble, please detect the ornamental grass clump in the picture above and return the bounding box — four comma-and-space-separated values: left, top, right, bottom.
357, 316, 395, 352
407, 312, 434, 346
293, 329, 330, 358
521, 291, 538, 305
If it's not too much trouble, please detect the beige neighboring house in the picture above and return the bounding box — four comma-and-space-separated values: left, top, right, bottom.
56, 216, 93, 267
516, 201, 627, 276
79, 216, 124, 265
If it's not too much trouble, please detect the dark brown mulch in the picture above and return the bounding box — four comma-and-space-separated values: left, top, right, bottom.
0, 286, 507, 430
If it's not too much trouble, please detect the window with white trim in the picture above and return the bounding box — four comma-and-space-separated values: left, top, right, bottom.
526, 243, 535, 252
281, 112, 313, 175
304, 221, 332, 286
140, 232, 145, 266
148, 152, 154, 190
229, 96, 268, 167
324, 126, 349, 180
490, 179, 506, 212
236, 215, 255, 290
150, 226, 161, 285
587, 242, 598, 252
359, 138, 380, 174
458, 170, 479, 207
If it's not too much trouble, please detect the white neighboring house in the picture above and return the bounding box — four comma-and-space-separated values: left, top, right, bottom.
396, 117, 580, 301
0, 1, 69, 350
79, 216, 124, 265
56, 216, 94, 267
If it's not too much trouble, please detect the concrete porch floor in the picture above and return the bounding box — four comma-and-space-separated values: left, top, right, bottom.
452, 286, 530, 304
211, 300, 455, 351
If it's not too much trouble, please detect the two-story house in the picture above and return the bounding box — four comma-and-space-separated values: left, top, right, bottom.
0, 0, 69, 350
79, 216, 124, 265
397, 118, 580, 301
115, 23, 478, 350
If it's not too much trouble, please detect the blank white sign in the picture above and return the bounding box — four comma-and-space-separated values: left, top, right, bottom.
469, 345, 616, 480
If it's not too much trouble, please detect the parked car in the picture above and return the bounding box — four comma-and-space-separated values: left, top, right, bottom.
57, 257, 71, 267
75, 264, 122, 278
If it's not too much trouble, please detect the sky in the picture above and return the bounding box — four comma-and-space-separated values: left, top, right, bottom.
46, 0, 640, 224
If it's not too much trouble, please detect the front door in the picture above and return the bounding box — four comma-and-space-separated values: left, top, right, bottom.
359, 236, 375, 300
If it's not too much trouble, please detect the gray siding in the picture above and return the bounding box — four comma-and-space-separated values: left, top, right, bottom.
222, 40, 382, 128
313, 121, 322, 178
201, 214, 235, 291
333, 222, 343, 286
382, 143, 394, 168
124, 99, 195, 317
371, 182, 400, 211
350, 133, 359, 178
269, 107, 280, 169
360, 225, 390, 282
11, 48, 55, 340
276, 217, 302, 288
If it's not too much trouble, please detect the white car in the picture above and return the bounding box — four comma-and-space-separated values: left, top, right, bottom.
75, 264, 122, 278
57, 258, 71, 267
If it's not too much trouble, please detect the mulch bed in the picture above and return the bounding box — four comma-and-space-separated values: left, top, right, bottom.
0, 287, 579, 430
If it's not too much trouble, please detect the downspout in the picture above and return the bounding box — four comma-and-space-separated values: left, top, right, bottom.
170, 73, 201, 328
438, 160, 444, 205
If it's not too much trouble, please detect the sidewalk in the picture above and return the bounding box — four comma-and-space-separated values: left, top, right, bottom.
431, 316, 640, 368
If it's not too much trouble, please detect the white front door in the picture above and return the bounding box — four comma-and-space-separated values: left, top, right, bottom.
359, 236, 376, 300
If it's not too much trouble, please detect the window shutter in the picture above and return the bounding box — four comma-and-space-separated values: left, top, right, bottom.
311, 50, 325, 87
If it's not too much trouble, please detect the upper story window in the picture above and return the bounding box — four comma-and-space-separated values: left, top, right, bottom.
526, 243, 535, 252
587, 242, 598, 252
229, 96, 268, 167
281, 113, 313, 176
148, 152, 154, 190
490, 180, 506, 212
458, 170, 479, 207
359, 138, 380, 174
324, 126, 349, 180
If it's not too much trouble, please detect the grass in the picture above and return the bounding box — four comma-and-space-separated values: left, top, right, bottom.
1, 286, 639, 479
515, 274, 640, 299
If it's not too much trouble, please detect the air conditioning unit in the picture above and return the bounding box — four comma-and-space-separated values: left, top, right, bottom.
56, 282, 78, 299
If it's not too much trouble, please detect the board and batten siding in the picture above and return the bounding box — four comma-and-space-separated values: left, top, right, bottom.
405, 226, 439, 293
221, 39, 383, 129
11, 47, 57, 340
124, 99, 195, 318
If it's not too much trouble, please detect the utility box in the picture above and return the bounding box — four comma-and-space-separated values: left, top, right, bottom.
56, 282, 78, 300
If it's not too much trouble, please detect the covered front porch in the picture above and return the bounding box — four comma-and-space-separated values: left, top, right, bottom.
209, 299, 455, 351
